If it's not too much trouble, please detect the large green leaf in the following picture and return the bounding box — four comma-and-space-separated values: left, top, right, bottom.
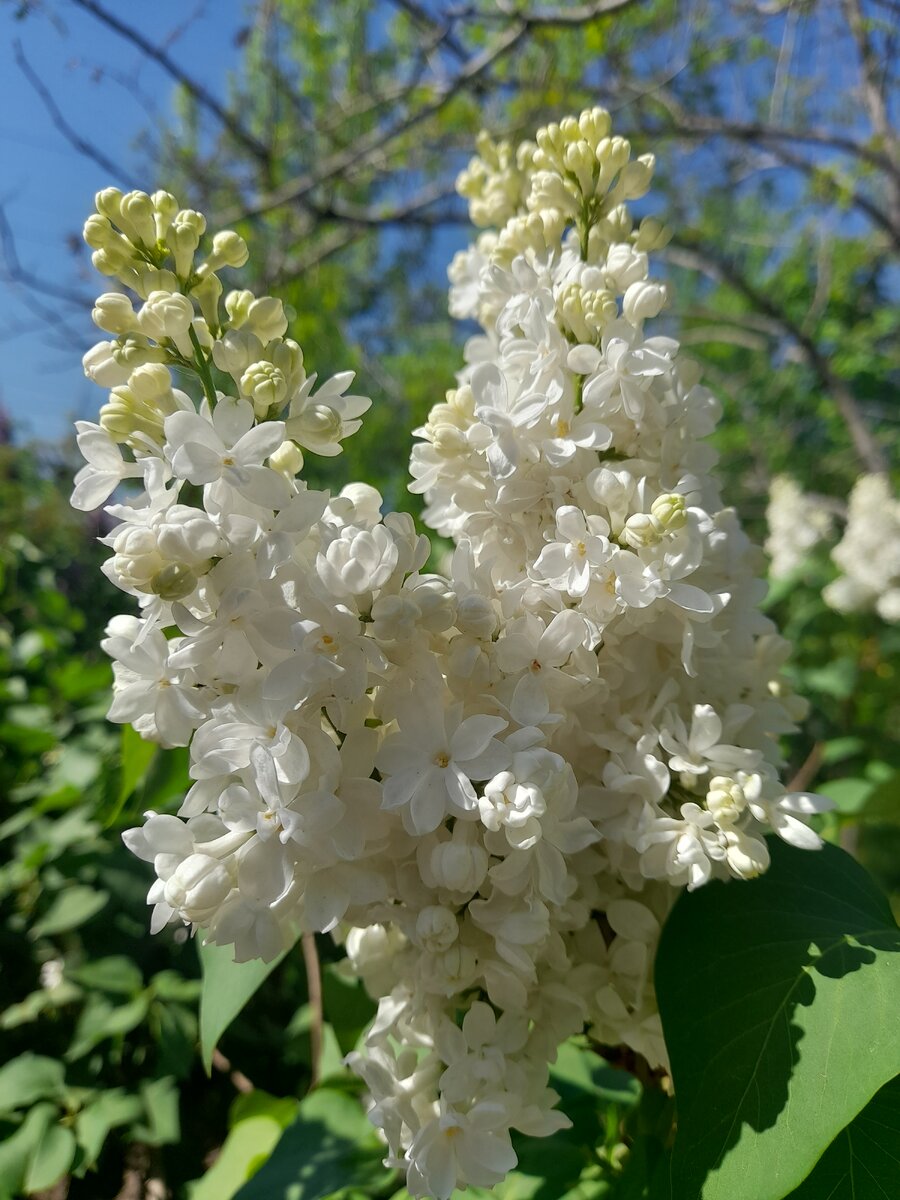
232, 1086, 389, 1200
655, 838, 900, 1200
189, 1090, 300, 1200
198, 937, 294, 1073
784, 1076, 900, 1199
0, 1055, 65, 1116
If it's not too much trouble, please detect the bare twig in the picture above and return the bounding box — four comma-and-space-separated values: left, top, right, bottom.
841, 0, 900, 230
210, 1047, 254, 1094
14, 39, 137, 185
222, 0, 641, 224
666, 239, 889, 474
0, 202, 93, 310
302, 932, 323, 1089
69, 0, 272, 168
787, 742, 824, 793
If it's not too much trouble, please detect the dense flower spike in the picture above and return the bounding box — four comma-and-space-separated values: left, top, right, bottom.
74, 118, 830, 1199
765, 472, 900, 622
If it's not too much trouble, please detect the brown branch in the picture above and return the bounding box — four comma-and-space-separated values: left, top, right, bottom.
210, 1047, 253, 1094
646, 85, 899, 180
666, 239, 889, 474
387, 0, 470, 61
787, 742, 824, 793
302, 932, 323, 1089
14, 40, 138, 185
221, 0, 642, 224
0, 203, 93, 310
841, 0, 900, 230
69, 0, 272, 169
745, 141, 899, 248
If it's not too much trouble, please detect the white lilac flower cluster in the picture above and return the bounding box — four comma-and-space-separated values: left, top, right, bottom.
823, 473, 900, 622
764, 475, 835, 580
72, 111, 828, 1200
764, 472, 900, 622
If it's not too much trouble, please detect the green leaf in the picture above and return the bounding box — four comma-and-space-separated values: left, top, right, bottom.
23, 1118, 76, 1193
75, 1089, 143, 1168
198, 937, 294, 1074
68, 955, 143, 995
31, 884, 109, 937
66, 992, 150, 1061
656, 839, 900, 1200
0, 1055, 65, 1116
119, 724, 157, 805
818, 777, 873, 815
858, 771, 900, 825
232, 1086, 389, 1200
0, 1103, 57, 1195
189, 1091, 300, 1200
133, 1076, 180, 1146
783, 1075, 900, 1198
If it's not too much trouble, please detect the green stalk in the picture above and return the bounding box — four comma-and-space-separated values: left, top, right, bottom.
188, 324, 218, 410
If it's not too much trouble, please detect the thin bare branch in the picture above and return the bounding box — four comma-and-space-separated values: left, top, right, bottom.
0, 202, 93, 310
222, 0, 642, 224
68, 0, 272, 169
301, 933, 323, 1090
841, 0, 900, 229
667, 239, 889, 474
387, 0, 469, 61
646, 86, 899, 179
14, 39, 138, 185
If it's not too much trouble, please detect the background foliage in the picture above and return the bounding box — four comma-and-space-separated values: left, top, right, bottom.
0, 0, 897, 1197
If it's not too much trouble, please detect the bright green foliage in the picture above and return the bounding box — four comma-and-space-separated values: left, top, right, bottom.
199, 938, 296, 1073
784, 1076, 900, 1199
655, 838, 900, 1200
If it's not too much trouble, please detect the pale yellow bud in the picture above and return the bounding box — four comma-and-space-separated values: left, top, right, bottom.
83, 213, 115, 251
168, 210, 206, 277
212, 328, 262, 379
92, 292, 136, 335
138, 290, 195, 341
148, 563, 199, 601
622, 280, 668, 325
706, 776, 747, 825
634, 216, 671, 253
94, 188, 124, 224
618, 154, 655, 201
621, 512, 662, 550
118, 190, 157, 246
269, 439, 304, 478
650, 493, 687, 533
133, 266, 180, 301
152, 191, 179, 242
224, 289, 255, 328
193, 272, 223, 331
205, 230, 249, 271
240, 360, 288, 416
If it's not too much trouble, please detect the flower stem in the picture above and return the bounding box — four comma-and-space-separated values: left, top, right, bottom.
188, 324, 218, 410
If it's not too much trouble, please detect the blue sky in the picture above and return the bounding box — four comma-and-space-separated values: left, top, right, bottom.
0, 2, 245, 440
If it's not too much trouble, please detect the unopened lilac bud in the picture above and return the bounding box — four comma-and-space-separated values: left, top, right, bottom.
119, 190, 157, 246
623, 280, 668, 325
92, 293, 136, 335
415, 906, 459, 953
241, 361, 288, 416
651, 493, 687, 533
205, 230, 249, 272
621, 512, 662, 550
429, 841, 488, 894
138, 291, 195, 341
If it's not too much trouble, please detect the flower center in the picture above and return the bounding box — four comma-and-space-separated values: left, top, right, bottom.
434, 751, 450, 768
